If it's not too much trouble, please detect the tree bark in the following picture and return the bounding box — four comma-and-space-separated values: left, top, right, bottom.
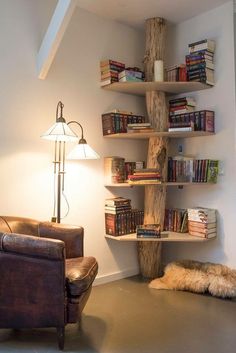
138, 17, 168, 279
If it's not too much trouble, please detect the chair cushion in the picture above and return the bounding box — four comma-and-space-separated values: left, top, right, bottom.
65, 257, 98, 296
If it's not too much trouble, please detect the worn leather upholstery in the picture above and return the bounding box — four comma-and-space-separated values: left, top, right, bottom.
66, 257, 98, 296
0, 216, 98, 349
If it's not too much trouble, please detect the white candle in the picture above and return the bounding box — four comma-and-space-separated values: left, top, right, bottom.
154, 60, 164, 81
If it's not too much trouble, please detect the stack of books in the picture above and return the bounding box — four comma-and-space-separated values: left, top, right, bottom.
100, 59, 125, 86
168, 158, 219, 183
127, 122, 154, 133
187, 207, 217, 238
165, 64, 187, 82
186, 39, 215, 86
125, 161, 145, 180
164, 209, 188, 233
118, 67, 144, 82
168, 97, 195, 131
104, 157, 125, 184
102, 110, 145, 135
105, 197, 144, 236
136, 224, 161, 239
128, 168, 161, 185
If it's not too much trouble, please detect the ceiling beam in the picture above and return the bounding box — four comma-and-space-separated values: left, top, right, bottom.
37, 0, 76, 80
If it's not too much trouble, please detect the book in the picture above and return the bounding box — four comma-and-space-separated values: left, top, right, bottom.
119, 76, 143, 82
188, 39, 215, 53
169, 107, 195, 115
127, 123, 151, 128
128, 180, 162, 185
188, 77, 215, 86
100, 78, 117, 86
126, 128, 155, 133
168, 127, 193, 132
187, 207, 217, 222
118, 69, 143, 80
100, 59, 125, 69
207, 160, 219, 183
105, 197, 131, 206
186, 62, 214, 70
136, 224, 161, 238
104, 157, 125, 184
188, 230, 216, 238
169, 97, 196, 107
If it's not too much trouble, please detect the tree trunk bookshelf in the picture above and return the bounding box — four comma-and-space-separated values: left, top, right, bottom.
102, 17, 215, 279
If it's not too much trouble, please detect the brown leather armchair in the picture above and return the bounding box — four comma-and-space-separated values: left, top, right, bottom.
0, 216, 98, 350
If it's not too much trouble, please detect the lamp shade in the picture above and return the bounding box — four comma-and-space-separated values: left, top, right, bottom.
67, 142, 100, 160
41, 122, 78, 142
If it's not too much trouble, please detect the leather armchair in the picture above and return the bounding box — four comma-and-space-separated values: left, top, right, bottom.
0, 216, 98, 350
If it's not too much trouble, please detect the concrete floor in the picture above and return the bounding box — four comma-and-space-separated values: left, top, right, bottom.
0, 275, 236, 352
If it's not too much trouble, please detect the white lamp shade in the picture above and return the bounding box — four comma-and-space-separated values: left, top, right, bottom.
41, 122, 78, 142
67, 143, 100, 160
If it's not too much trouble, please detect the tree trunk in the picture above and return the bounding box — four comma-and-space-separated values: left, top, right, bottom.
138, 17, 168, 279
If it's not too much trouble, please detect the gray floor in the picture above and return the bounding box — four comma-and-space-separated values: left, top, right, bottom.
0, 275, 236, 353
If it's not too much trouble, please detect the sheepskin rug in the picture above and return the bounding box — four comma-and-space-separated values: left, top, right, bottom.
149, 260, 236, 298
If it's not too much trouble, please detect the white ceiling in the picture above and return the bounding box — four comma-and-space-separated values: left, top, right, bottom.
76, 0, 230, 28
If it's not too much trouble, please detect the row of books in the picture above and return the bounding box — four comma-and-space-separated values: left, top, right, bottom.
168, 158, 219, 183
168, 110, 215, 132
100, 59, 144, 86
105, 197, 144, 236
102, 110, 146, 135
166, 64, 187, 82
128, 168, 161, 185
186, 39, 215, 86
164, 209, 188, 233
188, 207, 216, 238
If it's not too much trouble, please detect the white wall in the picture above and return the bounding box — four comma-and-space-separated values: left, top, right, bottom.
1, 0, 235, 283
164, 1, 236, 267
0, 0, 147, 283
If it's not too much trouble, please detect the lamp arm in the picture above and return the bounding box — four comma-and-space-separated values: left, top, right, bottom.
67, 120, 84, 140
56, 101, 65, 122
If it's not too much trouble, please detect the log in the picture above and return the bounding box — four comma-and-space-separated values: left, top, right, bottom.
138, 17, 168, 278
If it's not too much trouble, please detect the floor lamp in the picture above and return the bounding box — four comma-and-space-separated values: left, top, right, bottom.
41, 101, 100, 223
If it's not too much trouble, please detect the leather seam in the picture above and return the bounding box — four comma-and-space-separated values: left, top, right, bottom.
0, 216, 12, 233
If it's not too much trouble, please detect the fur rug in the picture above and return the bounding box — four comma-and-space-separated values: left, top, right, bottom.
149, 260, 236, 298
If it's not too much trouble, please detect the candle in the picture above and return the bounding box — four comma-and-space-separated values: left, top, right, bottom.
154, 60, 164, 81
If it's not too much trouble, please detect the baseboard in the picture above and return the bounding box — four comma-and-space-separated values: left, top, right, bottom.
94, 267, 139, 286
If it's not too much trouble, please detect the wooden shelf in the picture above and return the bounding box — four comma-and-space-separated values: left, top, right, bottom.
105, 231, 215, 242
105, 182, 214, 188
104, 131, 214, 139
102, 81, 211, 96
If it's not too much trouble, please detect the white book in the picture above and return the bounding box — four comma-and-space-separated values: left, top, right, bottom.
189, 39, 215, 54
168, 127, 193, 132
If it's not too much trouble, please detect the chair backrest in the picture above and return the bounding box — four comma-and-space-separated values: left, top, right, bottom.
0, 216, 39, 236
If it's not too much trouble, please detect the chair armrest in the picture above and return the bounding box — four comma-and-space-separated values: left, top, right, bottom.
0, 232, 65, 260
39, 222, 84, 258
